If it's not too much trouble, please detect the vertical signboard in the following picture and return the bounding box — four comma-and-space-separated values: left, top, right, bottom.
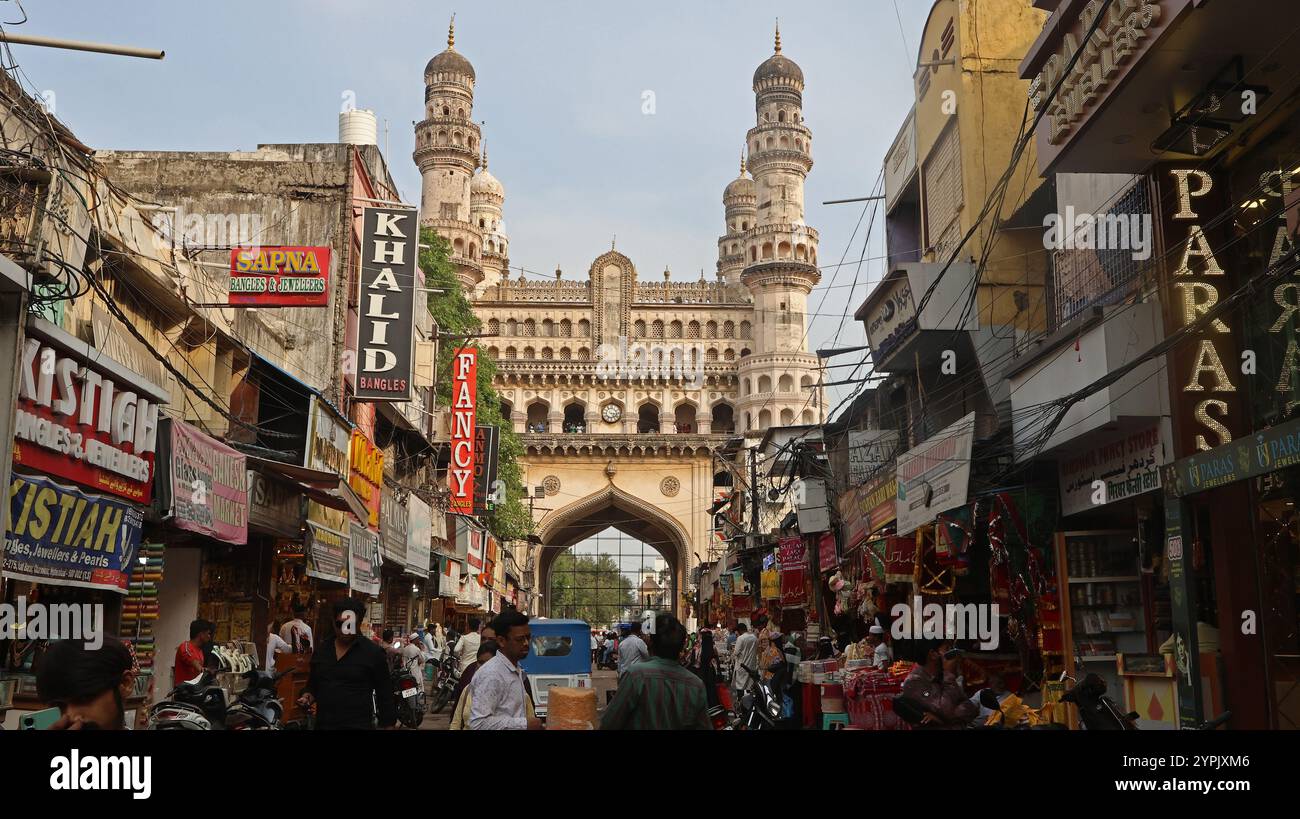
348, 429, 383, 529
406, 494, 432, 578
379, 487, 408, 565
161, 418, 248, 545
448, 348, 478, 515
473, 424, 499, 517
356, 207, 417, 401
778, 536, 806, 607
349, 521, 381, 596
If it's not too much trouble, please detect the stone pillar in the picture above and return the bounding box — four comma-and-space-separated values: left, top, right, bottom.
510, 410, 526, 435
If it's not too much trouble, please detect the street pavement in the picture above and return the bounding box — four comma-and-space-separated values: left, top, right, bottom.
417, 668, 618, 730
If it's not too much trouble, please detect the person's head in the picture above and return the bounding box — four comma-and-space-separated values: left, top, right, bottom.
469, 617, 482, 633
619, 625, 630, 638
867, 624, 884, 647
650, 613, 687, 660
269, 619, 282, 636
37, 638, 136, 730
735, 622, 747, 634
481, 625, 497, 642
382, 628, 394, 643
753, 614, 768, 630
920, 640, 953, 672
700, 629, 714, 653
292, 604, 307, 620
332, 598, 367, 645
189, 619, 215, 647
489, 610, 531, 663
630, 621, 643, 637
476, 640, 499, 665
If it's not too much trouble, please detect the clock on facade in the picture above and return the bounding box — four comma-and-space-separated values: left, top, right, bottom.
602, 403, 622, 423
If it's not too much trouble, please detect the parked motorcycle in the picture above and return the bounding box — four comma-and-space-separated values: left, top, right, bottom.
149, 669, 285, 730
428, 651, 459, 714
393, 665, 426, 729
735, 663, 782, 730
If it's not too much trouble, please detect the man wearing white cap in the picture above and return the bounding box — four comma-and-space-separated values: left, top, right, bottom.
867, 625, 892, 670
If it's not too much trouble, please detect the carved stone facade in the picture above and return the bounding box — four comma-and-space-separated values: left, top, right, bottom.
415, 23, 826, 615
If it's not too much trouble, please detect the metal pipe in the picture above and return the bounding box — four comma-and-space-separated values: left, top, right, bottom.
822, 195, 886, 205
0, 32, 164, 60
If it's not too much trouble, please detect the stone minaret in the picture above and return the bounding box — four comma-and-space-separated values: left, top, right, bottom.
470, 143, 508, 297
718, 149, 755, 294
414, 17, 485, 292
737, 23, 825, 433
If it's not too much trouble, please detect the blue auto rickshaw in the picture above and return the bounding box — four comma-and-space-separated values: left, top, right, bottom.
519, 618, 593, 718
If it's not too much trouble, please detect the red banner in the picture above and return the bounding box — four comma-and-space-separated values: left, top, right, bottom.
779, 536, 806, 606
818, 531, 837, 572
449, 348, 478, 515
228, 246, 330, 307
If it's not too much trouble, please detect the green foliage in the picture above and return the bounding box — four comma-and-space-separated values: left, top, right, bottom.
548, 552, 635, 628
420, 228, 532, 541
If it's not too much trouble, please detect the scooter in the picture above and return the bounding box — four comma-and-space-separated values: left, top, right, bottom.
149, 669, 287, 730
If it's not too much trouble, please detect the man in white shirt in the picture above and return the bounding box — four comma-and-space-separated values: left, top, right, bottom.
266, 624, 291, 672
616, 623, 648, 679
400, 632, 429, 679
469, 611, 542, 730
453, 617, 483, 674
731, 621, 758, 700
279, 605, 314, 653
867, 625, 893, 670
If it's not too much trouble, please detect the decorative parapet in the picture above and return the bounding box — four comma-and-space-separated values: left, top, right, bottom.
521, 432, 727, 457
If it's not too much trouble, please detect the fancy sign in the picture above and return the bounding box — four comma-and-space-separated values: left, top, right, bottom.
228, 246, 330, 307
355, 207, 417, 401
4, 474, 144, 593
448, 348, 478, 515
13, 321, 163, 503
348, 429, 382, 529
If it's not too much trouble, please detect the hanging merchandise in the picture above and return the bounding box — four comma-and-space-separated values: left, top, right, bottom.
121, 542, 164, 674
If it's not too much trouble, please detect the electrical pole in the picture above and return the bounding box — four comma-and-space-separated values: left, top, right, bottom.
749, 450, 760, 549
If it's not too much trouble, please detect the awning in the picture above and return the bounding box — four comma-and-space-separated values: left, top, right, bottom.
246, 455, 368, 523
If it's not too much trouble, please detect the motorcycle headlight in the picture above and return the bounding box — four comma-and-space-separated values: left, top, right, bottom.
767, 699, 782, 718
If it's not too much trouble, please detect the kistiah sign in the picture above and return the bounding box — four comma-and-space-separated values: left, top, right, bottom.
355, 207, 417, 401
228, 246, 331, 307
448, 348, 478, 515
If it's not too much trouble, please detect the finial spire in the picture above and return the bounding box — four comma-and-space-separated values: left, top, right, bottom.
611, 234, 616, 251
740, 147, 747, 176
480, 140, 487, 171
774, 19, 781, 54
448, 14, 456, 50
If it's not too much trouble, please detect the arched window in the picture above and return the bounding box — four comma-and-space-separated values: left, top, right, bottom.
801, 375, 814, 390
740, 348, 751, 358
479, 218, 486, 229
500, 398, 513, 419
712, 402, 735, 435
778, 110, 786, 123
457, 108, 465, 118
781, 409, 794, 425
779, 374, 794, 392
758, 375, 772, 393
674, 403, 697, 434
523, 346, 535, 359
526, 401, 549, 432
780, 135, 790, 149
706, 321, 718, 339
469, 242, 477, 259
453, 237, 465, 254
505, 346, 517, 359
761, 242, 774, 260
487, 346, 499, 359
578, 319, 591, 337
541, 347, 554, 360
523, 319, 536, 336
706, 348, 719, 363
778, 241, 791, 259
687, 321, 701, 339
750, 246, 758, 262
724, 320, 735, 337
488, 318, 500, 335
724, 349, 736, 362
542, 319, 554, 337
742, 221, 749, 231
454, 132, 463, 146
795, 244, 807, 260
731, 243, 739, 254
563, 402, 586, 433
442, 105, 450, 116
765, 137, 774, 149
638, 403, 660, 434
578, 347, 590, 360
651, 320, 664, 339
669, 321, 683, 339
802, 409, 815, 424
759, 409, 772, 428
437, 130, 448, 145
741, 378, 751, 396
559, 347, 572, 360
634, 320, 647, 337
740, 321, 752, 338
506, 318, 517, 336
559, 319, 572, 337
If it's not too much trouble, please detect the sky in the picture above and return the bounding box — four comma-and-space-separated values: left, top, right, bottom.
5, 0, 934, 409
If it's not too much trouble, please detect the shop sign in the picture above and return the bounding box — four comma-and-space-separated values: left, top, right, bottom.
4, 473, 143, 593
228, 246, 331, 307
848, 429, 898, 486
1028, 0, 1170, 146
247, 470, 300, 538
1059, 424, 1164, 515
473, 424, 499, 517
795, 478, 830, 533
348, 429, 383, 529
304, 395, 350, 479
1159, 167, 1244, 456
1164, 413, 1300, 496
160, 419, 248, 545
895, 412, 974, 535
863, 275, 917, 366
406, 494, 432, 578
720, 572, 734, 594
356, 207, 417, 401
732, 596, 752, 615
349, 521, 381, 596
14, 325, 162, 503
379, 487, 408, 565
841, 472, 899, 552
778, 536, 806, 607
817, 531, 838, 572
868, 535, 917, 584
467, 527, 484, 572
760, 567, 780, 600
305, 520, 349, 585
448, 348, 478, 515
440, 558, 460, 598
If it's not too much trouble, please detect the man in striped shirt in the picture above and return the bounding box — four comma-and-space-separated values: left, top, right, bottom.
600, 613, 711, 730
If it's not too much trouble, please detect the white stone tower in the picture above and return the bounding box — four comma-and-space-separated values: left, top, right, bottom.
470, 143, 508, 296
737, 23, 825, 433
414, 17, 485, 291
718, 149, 755, 294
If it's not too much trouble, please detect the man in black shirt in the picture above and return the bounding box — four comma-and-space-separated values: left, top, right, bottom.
298, 598, 397, 729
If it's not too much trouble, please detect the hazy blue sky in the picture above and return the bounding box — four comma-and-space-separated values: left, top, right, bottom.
7, 0, 933, 408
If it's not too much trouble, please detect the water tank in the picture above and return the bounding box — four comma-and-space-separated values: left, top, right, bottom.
339, 108, 378, 146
